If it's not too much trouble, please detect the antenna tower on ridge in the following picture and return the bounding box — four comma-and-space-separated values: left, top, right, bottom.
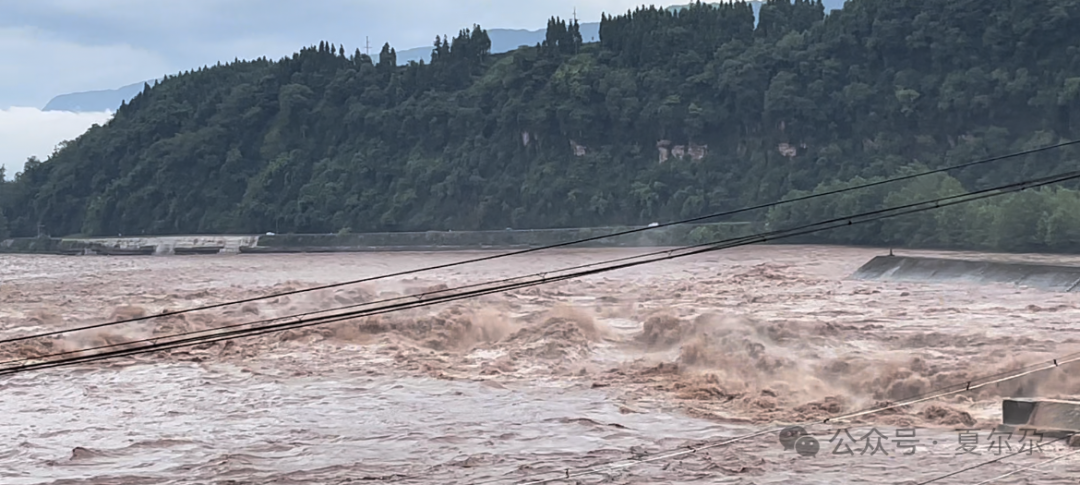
364, 36, 371, 56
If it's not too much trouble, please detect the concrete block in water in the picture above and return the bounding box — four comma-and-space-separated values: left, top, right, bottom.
850, 255, 1080, 292
999, 398, 1080, 440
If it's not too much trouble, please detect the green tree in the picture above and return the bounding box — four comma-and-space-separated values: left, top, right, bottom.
5, 0, 1080, 255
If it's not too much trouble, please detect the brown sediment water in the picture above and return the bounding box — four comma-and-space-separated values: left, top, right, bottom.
2, 245, 1080, 484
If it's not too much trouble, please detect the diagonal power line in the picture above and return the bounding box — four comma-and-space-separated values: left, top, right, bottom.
2, 170, 1077, 485
968, 447, 1080, 485
916, 433, 1079, 485
3, 139, 1077, 346
0, 169, 1074, 485
497, 352, 1080, 485
3, 170, 1077, 379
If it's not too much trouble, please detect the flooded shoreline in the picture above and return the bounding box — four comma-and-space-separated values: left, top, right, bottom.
2, 245, 1080, 483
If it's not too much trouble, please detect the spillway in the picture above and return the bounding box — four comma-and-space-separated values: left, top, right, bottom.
850, 254, 1080, 292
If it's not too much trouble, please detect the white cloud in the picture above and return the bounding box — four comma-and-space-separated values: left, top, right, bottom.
2, 0, 785, 109
0, 1, 655, 108
0, 107, 112, 179
0, 27, 174, 108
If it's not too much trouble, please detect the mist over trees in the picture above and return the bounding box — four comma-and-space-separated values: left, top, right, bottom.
3, 0, 1080, 252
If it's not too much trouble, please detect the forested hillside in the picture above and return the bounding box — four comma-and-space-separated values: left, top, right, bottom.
4, 0, 1080, 252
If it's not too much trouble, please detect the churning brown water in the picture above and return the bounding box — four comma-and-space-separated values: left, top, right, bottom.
2, 245, 1080, 484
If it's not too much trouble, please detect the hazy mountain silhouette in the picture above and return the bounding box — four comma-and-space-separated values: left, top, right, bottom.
42, 80, 159, 112
44, 1, 845, 113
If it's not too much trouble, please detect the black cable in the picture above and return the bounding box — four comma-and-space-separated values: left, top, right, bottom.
471, 173, 1080, 484
6, 169, 1072, 372
498, 351, 1080, 485
968, 443, 1080, 485
6, 139, 1077, 346
4, 170, 1077, 485
6, 163, 1079, 372
0, 239, 749, 369
914, 433, 1078, 485
0, 214, 781, 369
458, 350, 1080, 485
7, 170, 1076, 373
4, 169, 1077, 377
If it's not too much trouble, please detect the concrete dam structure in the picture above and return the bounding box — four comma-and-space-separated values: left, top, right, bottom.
0, 223, 755, 256
850, 254, 1080, 292
0, 235, 258, 255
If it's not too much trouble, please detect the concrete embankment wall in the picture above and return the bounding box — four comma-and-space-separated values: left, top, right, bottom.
850, 255, 1080, 292
0, 235, 259, 255
0, 223, 754, 255
250, 223, 752, 253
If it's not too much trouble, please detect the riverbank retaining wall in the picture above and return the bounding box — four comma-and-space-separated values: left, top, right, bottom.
850, 255, 1080, 292
0, 222, 754, 255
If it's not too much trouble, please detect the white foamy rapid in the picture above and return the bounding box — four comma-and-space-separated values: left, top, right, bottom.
2, 246, 1079, 483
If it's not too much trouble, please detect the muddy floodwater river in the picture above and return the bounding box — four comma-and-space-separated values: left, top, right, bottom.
2, 245, 1080, 484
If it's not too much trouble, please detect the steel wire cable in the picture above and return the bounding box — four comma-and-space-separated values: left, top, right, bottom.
4, 170, 1077, 378
968, 446, 1080, 485
0, 232, 773, 368
3, 171, 1078, 485
5, 174, 1079, 481
503, 354, 1080, 485
915, 433, 1079, 485
5, 140, 1078, 346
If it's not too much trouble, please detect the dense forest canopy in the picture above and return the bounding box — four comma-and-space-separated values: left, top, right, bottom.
3, 0, 1080, 252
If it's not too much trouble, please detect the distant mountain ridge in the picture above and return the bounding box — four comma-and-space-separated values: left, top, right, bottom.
42, 1, 786, 113
42, 80, 158, 112
14, 0, 1033, 245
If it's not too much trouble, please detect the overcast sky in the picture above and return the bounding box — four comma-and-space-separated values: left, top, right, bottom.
1, 1, 855, 178
0, 0, 677, 109
3, 0, 678, 177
